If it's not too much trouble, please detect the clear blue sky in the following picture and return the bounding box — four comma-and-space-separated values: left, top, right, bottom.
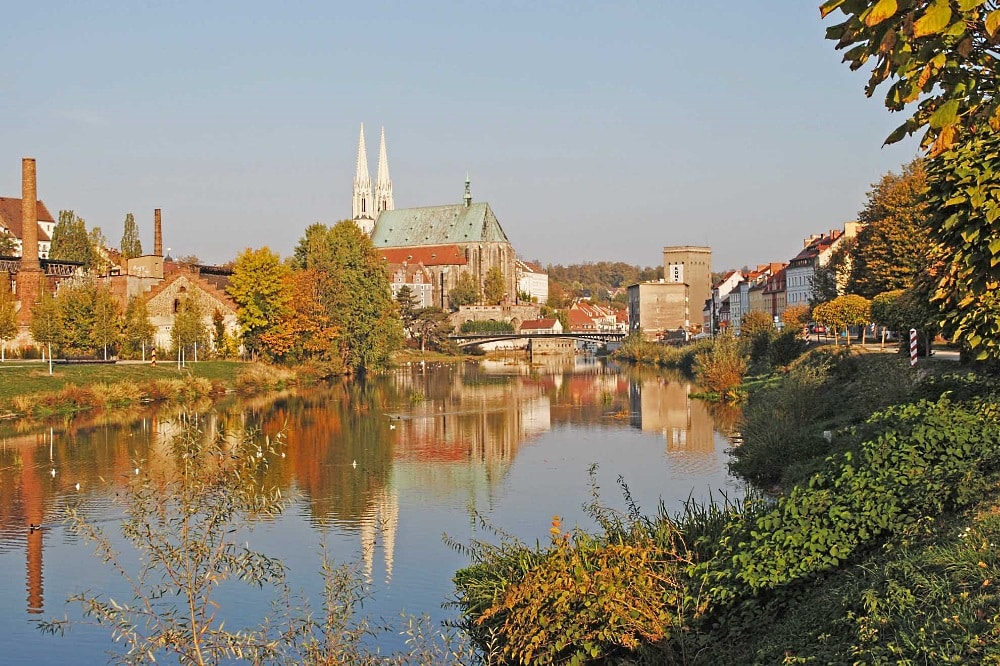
2, 1, 918, 271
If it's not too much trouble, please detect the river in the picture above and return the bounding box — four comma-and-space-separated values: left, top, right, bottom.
0, 357, 744, 664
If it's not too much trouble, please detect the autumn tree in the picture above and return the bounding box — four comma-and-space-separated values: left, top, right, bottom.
0, 284, 17, 361
119, 213, 143, 260
274, 268, 339, 363
50, 210, 94, 268
483, 266, 506, 305
781, 303, 812, 330
227, 247, 291, 360
449, 270, 480, 308
812, 294, 871, 346
849, 160, 932, 298
121, 296, 155, 359
822, 0, 1000, 359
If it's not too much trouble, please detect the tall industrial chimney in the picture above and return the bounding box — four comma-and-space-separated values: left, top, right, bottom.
17, 158, 43, 326
21, 158, 39, 270
154, 208, 163, 257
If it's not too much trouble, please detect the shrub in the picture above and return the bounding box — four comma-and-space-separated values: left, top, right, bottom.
694, 332, 748, 399
731, 361, 831, 486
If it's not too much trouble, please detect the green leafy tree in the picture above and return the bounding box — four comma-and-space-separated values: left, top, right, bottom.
50, 210, 94, 268
171, 296, 208, 362
227, 247, 291, 360
92, 284, 122, 359
0, 284, 17, 361
0, 231, 16, 256
119, 213, 143, 260
849, 160, 932, 298
872, 288, 940, 354
293, 221, 401, 373
483, 266, 506, 305
396, 285, 419, 338
88, 226, 112, 275
57, 280, 99, 354
412, 306, 454, 352
449, 270, 480, 308
121, 296, 155, 360
821, 1, 1000, 359
810, 240, 855, 305
821, 0, 1000, 155
926, 134, 1000, 359
291, 222, 334, 270
30, 289, 62, 373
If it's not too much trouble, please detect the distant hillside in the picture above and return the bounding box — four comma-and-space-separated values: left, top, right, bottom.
539, 261, 663, 306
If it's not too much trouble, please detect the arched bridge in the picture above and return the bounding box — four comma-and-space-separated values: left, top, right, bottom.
448, 332, 626, 349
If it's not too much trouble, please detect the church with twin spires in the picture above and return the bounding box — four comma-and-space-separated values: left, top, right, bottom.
350, 124, 519, 309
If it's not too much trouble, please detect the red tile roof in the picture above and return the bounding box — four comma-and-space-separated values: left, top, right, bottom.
378, 244, 467, 266
0, 197, 55, 242
520, 318, 559, 330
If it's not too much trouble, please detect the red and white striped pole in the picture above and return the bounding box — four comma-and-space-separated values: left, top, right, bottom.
910, 328, 918, 367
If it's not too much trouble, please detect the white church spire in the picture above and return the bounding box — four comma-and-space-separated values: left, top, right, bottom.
352, 123, 375, 235
374, 127, 394, 216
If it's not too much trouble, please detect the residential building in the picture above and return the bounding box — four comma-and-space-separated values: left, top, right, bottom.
785, 223, 862, 306
568, 301, 619, 333
0, 196, 54, 260
520, 318, 563, 334
762, 265, 788, 321
515, 259, 548, 304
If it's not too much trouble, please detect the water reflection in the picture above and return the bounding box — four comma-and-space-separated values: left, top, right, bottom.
0, 359, 740, 631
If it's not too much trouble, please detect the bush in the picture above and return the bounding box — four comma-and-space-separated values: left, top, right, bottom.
694, 332, 748, 400
731, 360, 831, 486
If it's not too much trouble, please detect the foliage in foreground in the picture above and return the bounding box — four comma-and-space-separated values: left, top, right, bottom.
40, 417, 472, 665
821, 1, 1000, 361
452, 359, 1000, 664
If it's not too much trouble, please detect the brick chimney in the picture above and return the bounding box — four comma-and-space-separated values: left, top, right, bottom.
17, 157, 43, 326
154, 208, 163, 257
21, 158, 40, 270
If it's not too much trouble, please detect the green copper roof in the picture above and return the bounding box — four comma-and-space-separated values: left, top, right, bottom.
370, 202, 510, 247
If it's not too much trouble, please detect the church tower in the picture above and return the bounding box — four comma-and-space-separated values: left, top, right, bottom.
352, 123, 375, 235
374, 127, 394, 217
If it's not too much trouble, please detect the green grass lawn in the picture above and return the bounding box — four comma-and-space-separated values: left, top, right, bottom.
0, 360, 245, 403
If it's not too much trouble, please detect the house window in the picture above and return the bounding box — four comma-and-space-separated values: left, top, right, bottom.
174, 298, 181, 314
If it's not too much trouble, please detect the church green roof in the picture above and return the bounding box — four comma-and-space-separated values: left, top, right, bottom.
370, 202, 510, 248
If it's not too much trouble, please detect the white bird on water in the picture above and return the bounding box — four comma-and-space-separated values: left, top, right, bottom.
50, 469, 56, 478
352, 460, 357, 469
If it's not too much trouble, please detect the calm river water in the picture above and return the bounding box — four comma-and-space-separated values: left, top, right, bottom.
0, 357, 744, 664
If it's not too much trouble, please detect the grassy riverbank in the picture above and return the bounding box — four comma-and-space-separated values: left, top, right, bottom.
452, 347, 1000, 664
0, 360, 325, 419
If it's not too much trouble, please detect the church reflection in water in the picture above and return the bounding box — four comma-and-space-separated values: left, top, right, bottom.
0, 359, 737, 612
